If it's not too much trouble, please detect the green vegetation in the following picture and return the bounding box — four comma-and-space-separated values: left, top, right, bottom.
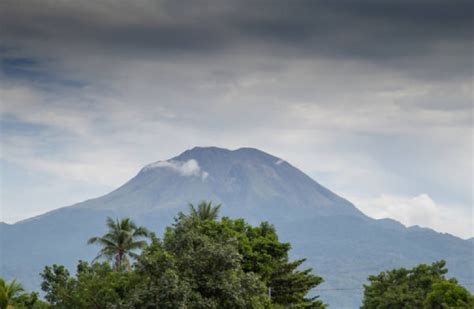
40, 262, 139, 308
87, 217, 150, 271
188, 201, 221, 221
2, 202, 473, 308
37, 202, 326, 308
0, 278, 48, 309
361, 260, 474, 308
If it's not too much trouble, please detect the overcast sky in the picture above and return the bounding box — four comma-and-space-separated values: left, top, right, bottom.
1, 0, 472, 238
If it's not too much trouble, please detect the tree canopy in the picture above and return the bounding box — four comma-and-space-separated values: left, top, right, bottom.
4, 202, 472, 308
0, 277, 48, 309
361, 260, 474, 308
39, 202, 326, 308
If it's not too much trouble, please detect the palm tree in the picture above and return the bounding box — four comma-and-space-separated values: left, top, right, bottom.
189, 201, 221, 221
87, 217, 149, 271
0, 278, 24, 309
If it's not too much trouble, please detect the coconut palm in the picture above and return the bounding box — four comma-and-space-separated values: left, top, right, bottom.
189, 201, 221, 221
0, 278, 24, 309
87, 217, 149, 271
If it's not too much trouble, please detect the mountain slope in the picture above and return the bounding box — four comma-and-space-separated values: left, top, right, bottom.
70, 146, 364, 219
1, 147, 472, 308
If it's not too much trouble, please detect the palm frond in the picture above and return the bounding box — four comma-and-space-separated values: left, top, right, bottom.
189, 201, 221, 220
87, 217, 150, 271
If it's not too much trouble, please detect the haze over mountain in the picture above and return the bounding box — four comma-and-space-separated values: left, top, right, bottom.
1, 147, 473, 307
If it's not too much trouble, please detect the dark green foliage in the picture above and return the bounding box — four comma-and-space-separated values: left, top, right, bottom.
361, 260, 474, 308
12, 206, 474, 309
214, 218, 325, 307
41, 262, 139, 308
38, 204, 326, 308
0, 277, 24, 309
73, 261, 139, 307
270, 259, 324, 308
163, 211, 270, 308
0, 277, 49, 309
424, 280, 474, 308
131, 235, 191, 308
163, 207, 325, 308
40, 265, 72, 307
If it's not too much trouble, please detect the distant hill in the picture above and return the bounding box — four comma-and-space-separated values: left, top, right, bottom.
1, 147, 472, 308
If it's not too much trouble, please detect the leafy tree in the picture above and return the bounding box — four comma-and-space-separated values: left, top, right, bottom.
87, 217, 149, 271
163, 212, 270, 308
423, 280, 474, 308
40, 265, 76, 308
40, 203, 326, 308
131, 235, 191, 308
10, 292, 49, 309
188, 201, 221, 221
73, 261, 139, 308
361, 260, 473, 308
165, 207, 325, 308
213, 218, 325, 307
41, 262, 139, 308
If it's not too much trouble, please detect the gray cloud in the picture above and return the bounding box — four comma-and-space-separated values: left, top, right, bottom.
1, 0, 472, 80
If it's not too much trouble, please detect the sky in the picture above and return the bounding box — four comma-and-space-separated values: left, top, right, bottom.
0, 0, 473, 238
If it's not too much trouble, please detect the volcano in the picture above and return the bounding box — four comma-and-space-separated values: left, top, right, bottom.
1, 147, 472, 307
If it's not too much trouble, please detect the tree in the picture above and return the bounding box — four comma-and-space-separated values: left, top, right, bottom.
0, 278, 24, 309
0, 277, 49, 309
41, 262, 138, 308
131, 235, 192, 308
221, 218, 325, 308
40, 265, 75, 308
188, 201, 221, 221
11, 292, 50, 309
163, 212, 269, 308
361, 260, 473, 308
40, 203, 326, 308
164, 208, 325, 308
269, 259, 324, 307
73, 261, 139, 308
87, 217, 149, 271
423, 280, 474, 308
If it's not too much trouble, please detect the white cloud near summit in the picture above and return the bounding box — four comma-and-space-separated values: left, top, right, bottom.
144, 159, 208, 180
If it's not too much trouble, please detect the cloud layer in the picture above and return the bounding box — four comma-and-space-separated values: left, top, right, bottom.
1, 0, 472, 79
